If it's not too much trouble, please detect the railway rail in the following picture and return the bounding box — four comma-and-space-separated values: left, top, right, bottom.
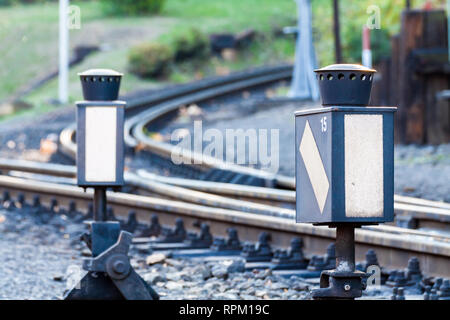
1, 66, 448, 296
0, 173, 449, 279
2, 159, 450, 233
57, 66, 450, 278
55, 64, 450, 232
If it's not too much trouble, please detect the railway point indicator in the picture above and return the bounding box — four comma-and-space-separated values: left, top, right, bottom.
65, 69, 159, 300
295, 64, 397, 299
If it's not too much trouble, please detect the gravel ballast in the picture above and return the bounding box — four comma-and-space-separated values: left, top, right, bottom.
0, 206, 418, 300
0, 206, 313, 300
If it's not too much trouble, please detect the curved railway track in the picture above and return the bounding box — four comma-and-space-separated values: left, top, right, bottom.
0, 171, 449, 278
0, 66, 449, 281
2, 159, 450, 231
57, 65, 450, 229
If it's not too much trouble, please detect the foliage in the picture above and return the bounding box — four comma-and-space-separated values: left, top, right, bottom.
128, 42, 173, 78
344, 28, 392, 65
311, 0, 445, 65
101, 0, 165, 16
129, 27, 210, 79
0, 0, 14, 6
161, 0, 296, 34
165, 35, 295, 83
0, 0, 51, 5
5, 0, 447, 119
162, 27, 209, 61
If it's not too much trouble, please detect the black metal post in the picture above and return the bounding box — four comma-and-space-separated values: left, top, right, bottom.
333, 0, 342, 63
335, 225, 355, 271
312, 224, 365, 299
93, 187, 107, 221
66, 68, 158, 300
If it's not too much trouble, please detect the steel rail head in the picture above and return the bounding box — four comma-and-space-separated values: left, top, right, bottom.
1, 158, 449, 223
0, 173, 449, 276
125, 172, 293, 219
123, 66, 292, 148
124, 64, 293, 110
1, 174, 449, 257
136, 169, 296, 202
127, 70, 293, 148
61, 67, 296, 187
59, 125, 77, 158
0, 158, 76, 178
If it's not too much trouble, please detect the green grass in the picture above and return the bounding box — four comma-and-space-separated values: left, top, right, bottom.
310, 0, 444, 65
0, 1, 102, 101
24, 48, 162, 116
0, 1, 177, 119
164, 37, 296, 83
162, 0, 296, 33
2, 0, 442, 120
1, 0, 297, 120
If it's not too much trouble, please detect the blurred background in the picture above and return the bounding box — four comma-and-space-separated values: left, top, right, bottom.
0, 0, 448, 301
0, 0, 448, 203
0, 0, 447, 120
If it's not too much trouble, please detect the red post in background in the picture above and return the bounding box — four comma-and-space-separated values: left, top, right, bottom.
362, 26, 372, 68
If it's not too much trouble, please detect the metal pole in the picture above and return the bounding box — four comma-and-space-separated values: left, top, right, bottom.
406, 0, 411, 10
333, 0, 342, 63
447, 0, 450, 61
335, 225, 355, 271
289, 0, 320, 100
93, 188, 107, 221
59, 0, 69, 104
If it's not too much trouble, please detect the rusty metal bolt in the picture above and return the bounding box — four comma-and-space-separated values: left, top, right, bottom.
106, 254, 131, 280
113, 260, 127, 274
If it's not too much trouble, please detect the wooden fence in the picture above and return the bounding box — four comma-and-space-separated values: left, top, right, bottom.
370, 9, 449, 145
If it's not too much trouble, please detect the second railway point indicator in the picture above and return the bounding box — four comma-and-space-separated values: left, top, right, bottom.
295, 64, 397, 299
64, 69, 159, 300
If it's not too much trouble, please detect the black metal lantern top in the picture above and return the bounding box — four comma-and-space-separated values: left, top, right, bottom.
78, 69, 123, 101
314, 64, 376, 106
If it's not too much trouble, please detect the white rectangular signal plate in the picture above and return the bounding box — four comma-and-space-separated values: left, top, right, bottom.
344, 114, 383, 218
85, 107, 117, 182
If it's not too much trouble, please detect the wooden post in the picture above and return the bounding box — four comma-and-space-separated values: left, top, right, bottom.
390, 35, 400, 106
390, 35, 401, 143
423, 11, 449, 144
406, 0, 412, 10
369, 59, 390, 107
397, 9, 448, 144
426, 75, 450, 144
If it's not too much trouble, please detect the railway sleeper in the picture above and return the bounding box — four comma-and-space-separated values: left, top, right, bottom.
0, 192, 449, 299
203, 168, 273, 187
396, 215, 419, 229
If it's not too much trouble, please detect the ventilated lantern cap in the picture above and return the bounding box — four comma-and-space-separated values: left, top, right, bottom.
78, 69, 123, 101
314, 64, 376, 106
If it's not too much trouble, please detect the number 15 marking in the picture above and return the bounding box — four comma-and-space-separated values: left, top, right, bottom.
321, 116, 327, 132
